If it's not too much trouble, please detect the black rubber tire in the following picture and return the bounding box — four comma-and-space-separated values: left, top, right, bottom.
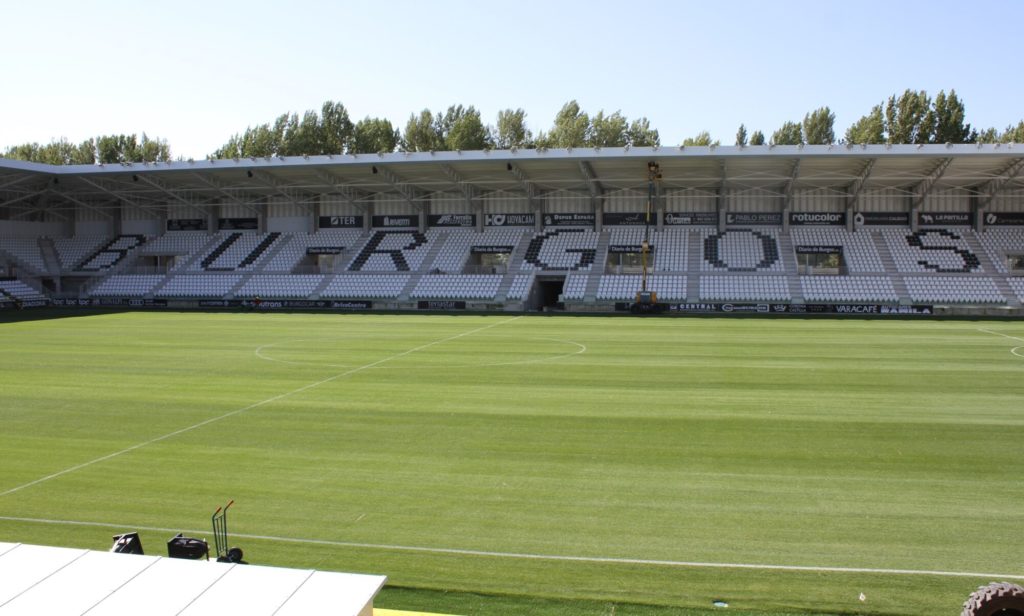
226, 547, 244, 563
962, 582, 1024, 616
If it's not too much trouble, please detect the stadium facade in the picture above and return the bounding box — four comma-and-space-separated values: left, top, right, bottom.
1, 144, 1022, 315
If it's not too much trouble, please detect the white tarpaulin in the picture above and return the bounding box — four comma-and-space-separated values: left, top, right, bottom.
0, 542, 386, 616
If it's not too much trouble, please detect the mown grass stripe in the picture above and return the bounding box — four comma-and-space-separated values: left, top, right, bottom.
1, 515, 1020, 581
0, 316, 520, 498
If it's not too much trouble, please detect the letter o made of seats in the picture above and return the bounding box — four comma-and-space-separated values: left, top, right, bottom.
703, 230, 779, 272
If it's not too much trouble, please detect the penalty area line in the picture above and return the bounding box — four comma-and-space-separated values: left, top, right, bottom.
0, 515, 1021, 581
0, 316, 522, 499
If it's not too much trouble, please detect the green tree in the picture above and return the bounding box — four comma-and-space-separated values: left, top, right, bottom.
224, 115, 288, 158
4, 143, 41, 162
735, 124, 748, 146
211, 101, 353, 158
930, 89, 971, 143
885, 89, 932, 144
433, 105, 464, 147
3, 138, 97, 165
96, 134, 131, 163
626, 117, 659, 147
136, 133, 171, 162
539, 100, 590, 148
351, 117, 400, 154
283, 110, 319, 156
318, 101, 355, 154
492, 108, 533, 149
1002, 121, 1024, 143
440, 105, 490, 151
681, 131, 719, 146
845, 104, 885, 144
770, 121, 803, 145
211, 134, 243, 159
803, 107, 835, 145
589, 110, 628, 147
78, 133, 171, 164
402, 109, 443, 152
749, 130, 765, 146
974, 127, 1000, 144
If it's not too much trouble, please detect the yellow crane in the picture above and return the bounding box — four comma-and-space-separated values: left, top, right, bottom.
633, 161, 661, 312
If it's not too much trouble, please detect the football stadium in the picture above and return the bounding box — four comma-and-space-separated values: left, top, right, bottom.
1, 144, 1023, 615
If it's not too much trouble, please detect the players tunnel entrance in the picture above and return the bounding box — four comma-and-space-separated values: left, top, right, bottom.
534, 276, 565, 311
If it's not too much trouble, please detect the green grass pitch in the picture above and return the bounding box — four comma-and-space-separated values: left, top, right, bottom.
0, 311, 1021, 615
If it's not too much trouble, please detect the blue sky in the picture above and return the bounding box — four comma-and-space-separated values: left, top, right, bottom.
2, 0, 1021, 158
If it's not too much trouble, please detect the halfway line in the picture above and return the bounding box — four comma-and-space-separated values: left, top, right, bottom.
0, 316, 521, 498
0, 515, 1020, 581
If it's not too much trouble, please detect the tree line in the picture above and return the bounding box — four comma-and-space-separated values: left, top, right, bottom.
3, 134, 171, 166
5, 89, 1024, 164
210, 100, 660, 158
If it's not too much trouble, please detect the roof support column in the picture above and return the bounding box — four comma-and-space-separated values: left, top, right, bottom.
975, 157, 1024, 231
716, 160, 728, 232
782, 158, 801, 234
371, 164, 424, 232
506, 162, 542, 232
910, 157, 952, 232
441, 163, 484, 232
846, 158, 876, 232
311, 168, 370, 234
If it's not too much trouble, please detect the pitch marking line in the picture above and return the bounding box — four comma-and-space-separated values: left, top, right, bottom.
977, 327, 1024, 344
977, 328, 1024, 359
0, 316, 522, 498
0, 515, 1021, 581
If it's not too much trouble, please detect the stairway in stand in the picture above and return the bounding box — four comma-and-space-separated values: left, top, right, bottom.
869, 231, 910, 303
583, 231, 609, 302
685, 230, 704, 302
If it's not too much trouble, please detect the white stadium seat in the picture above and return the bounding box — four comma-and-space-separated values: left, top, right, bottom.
596, 275, 687, 301
904, 276, 1004, 304
236, 275, 325, 298
320, 275, 409, 299
800, 276, 897, 303
90, 275, 164, 297
155, 274, 242, 298
790, 227, 884, 273
410, 275, 502, 300
699, 275, 789, 301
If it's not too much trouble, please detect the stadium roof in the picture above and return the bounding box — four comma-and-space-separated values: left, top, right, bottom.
1, 144, 1023, 217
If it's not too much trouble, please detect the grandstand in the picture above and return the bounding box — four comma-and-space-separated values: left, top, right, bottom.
1, 145, 1023, 315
